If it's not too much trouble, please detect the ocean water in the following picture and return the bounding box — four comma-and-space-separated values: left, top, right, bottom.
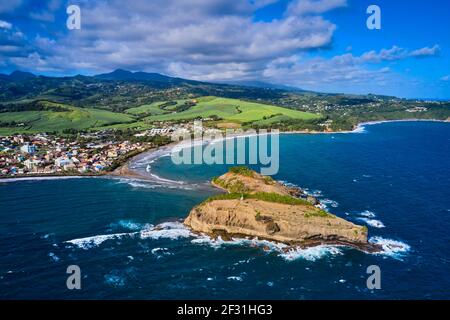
0, 121, 449, 299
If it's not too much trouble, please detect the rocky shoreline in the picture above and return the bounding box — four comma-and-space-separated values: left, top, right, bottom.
184, 166, 382, 253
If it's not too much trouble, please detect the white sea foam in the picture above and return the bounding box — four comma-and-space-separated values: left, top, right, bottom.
303, 188, 323, 197
66, 221, 193, 250
352, 125, 367, 133
148, 172, 185, 185
140, 221, 193, 240
227, 276, 243, 282
192, 235, 287, 252
191, 234, 344, 262
115, 220, 145, 231
320, 199, 339, 208
151, 247, 169, 254
151, 247, 172, 258
345, 210, 377, 218
355, 119, 449, 134
357, 218, 385, 228
369, 236, 411, 259
359, 210, 376, 218
66, 217, 409, 263
127, 181, 163, 189
279, 245, 344, 262
115, 177, 194, 190
66, 232, 134, 249
66, 222, 347, 262
48, 252, 60, 262
191, 235, 228, 248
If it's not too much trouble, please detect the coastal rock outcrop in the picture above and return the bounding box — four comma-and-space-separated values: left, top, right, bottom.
185, 167, 378, 252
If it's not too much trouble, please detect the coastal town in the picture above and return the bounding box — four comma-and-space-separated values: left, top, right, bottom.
0, 129, 176, 177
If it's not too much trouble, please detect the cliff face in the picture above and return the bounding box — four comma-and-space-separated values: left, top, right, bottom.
185, 167, 376, 251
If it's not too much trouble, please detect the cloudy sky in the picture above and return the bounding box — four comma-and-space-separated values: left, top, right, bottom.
0, 0, 449, 98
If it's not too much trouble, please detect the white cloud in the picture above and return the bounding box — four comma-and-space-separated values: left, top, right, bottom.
0, 0, 22, 13
12, 0, 340, 75
0, 45, 20, 53
287, 0, 347, 16
263, 54, 392, 90
0, 20, 12, 29
30, 11, 55, 22
360, 45, 440, 63
260, 43, 440, 94
0, 0, 443, 96
410, 45, 440, 57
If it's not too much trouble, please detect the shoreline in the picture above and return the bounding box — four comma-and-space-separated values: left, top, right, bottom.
111, 118, 450, 181
284, 118, 449, 135
2, 118, 448, 183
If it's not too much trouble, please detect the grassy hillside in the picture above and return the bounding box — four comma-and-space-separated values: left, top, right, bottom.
125, 101, 171, 115
144, 96, 321, 123
0, 101, 135, 135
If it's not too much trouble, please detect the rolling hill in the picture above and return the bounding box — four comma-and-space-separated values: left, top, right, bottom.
143, 96, 321, 123
0, 101, 135, 135
0, 69, 448, 134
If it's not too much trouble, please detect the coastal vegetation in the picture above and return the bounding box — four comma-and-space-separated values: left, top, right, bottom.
0, 70, 449, 135
0, 101, 135, 135
204, 191, 315, 207
228, 165, 255, 177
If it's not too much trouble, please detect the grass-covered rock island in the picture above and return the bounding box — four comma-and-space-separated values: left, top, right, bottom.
185, 166, 378, 252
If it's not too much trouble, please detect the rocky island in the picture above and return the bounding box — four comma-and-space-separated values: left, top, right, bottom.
185, 166, 381, 253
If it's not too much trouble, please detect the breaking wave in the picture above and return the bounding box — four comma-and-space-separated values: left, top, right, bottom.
191, 234, 344, 262
303, 188, 323, 198
66, 221, 192, 249
320, 199, 339, 209
345, 210, 385, 228
279, 245, 344, 262
151, 247, 173, 259
357, 218, 385, 228
65, 232, 133, 250
111, 220, 146, 231
359, 210, 376, 218
139, 222, 193, 240
369, 236, 411, 259
66, 220, 409, 262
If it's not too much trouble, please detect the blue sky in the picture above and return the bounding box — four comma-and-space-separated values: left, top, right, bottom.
0, 0, 449, 99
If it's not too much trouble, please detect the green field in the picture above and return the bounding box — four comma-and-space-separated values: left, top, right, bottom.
125, 102, 169, 115
0, 102, 135, 135
0, 97, 323, 135
144, 96, 320, 123
125, 99, 192, 115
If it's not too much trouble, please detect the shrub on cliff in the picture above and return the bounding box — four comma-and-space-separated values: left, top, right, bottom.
229, 166, 254, 177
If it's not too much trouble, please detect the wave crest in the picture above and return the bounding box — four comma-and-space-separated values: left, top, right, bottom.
369, 236, 411, 259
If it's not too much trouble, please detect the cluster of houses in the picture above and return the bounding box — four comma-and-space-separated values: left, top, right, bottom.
0, 133, 149, 176
133, 123, 197, 138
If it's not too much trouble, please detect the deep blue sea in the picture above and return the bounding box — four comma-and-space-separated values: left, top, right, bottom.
1, 121, 449, 299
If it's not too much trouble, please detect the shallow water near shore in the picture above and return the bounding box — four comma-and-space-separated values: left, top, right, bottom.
1, 121, 449, 299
